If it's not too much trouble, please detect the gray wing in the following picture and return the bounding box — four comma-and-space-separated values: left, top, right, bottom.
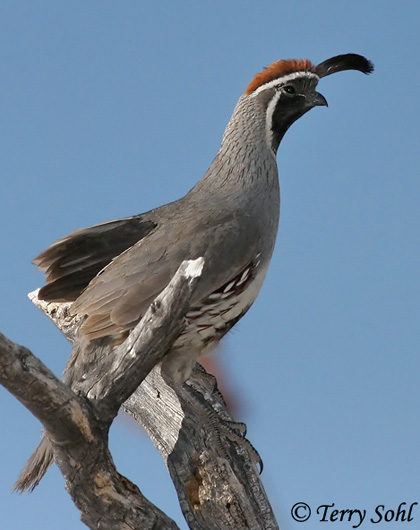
71, 206, 262, 340
35, 215, 157, 301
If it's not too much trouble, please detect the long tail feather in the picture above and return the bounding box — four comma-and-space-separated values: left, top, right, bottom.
14, 436, 53, 493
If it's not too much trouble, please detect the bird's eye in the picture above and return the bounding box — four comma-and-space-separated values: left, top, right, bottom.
282, 85, 296, 95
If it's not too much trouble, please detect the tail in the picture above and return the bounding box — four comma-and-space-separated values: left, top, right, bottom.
13, 435, 53, 493
14, 336, 116, 492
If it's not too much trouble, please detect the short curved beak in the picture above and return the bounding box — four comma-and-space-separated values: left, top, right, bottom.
310, 91, 328, 107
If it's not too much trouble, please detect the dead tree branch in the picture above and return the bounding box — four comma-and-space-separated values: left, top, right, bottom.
0, 331, 179, 529
2, 256, 279, 529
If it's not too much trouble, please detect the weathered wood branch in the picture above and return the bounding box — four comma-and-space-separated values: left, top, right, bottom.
124, 368, 278, 530
3, 256, 279, 529
0, 332, 179, 529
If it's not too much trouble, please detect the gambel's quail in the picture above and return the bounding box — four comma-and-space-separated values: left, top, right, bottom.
15, 53, 373, 491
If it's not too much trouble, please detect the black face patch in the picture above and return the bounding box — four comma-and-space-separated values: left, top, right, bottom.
270, 95, 310, 150
258, 76, 319, 152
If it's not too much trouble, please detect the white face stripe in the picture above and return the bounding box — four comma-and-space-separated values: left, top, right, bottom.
249, 71, 319, 97
265, 91, 282, 154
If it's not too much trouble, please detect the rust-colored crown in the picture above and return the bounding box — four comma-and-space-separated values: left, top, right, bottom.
245, 59, 313, 95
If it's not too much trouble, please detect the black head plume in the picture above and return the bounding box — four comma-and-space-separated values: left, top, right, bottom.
314, 54, 374, 78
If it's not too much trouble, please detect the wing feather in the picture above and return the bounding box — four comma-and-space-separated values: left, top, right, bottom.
35, 215, 157, 301
70, 208, 262, 340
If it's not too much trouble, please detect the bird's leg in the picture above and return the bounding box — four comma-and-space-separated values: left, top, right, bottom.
182, 363, 263, 472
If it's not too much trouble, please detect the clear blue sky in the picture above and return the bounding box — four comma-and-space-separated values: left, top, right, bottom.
1, 2, 419, 529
